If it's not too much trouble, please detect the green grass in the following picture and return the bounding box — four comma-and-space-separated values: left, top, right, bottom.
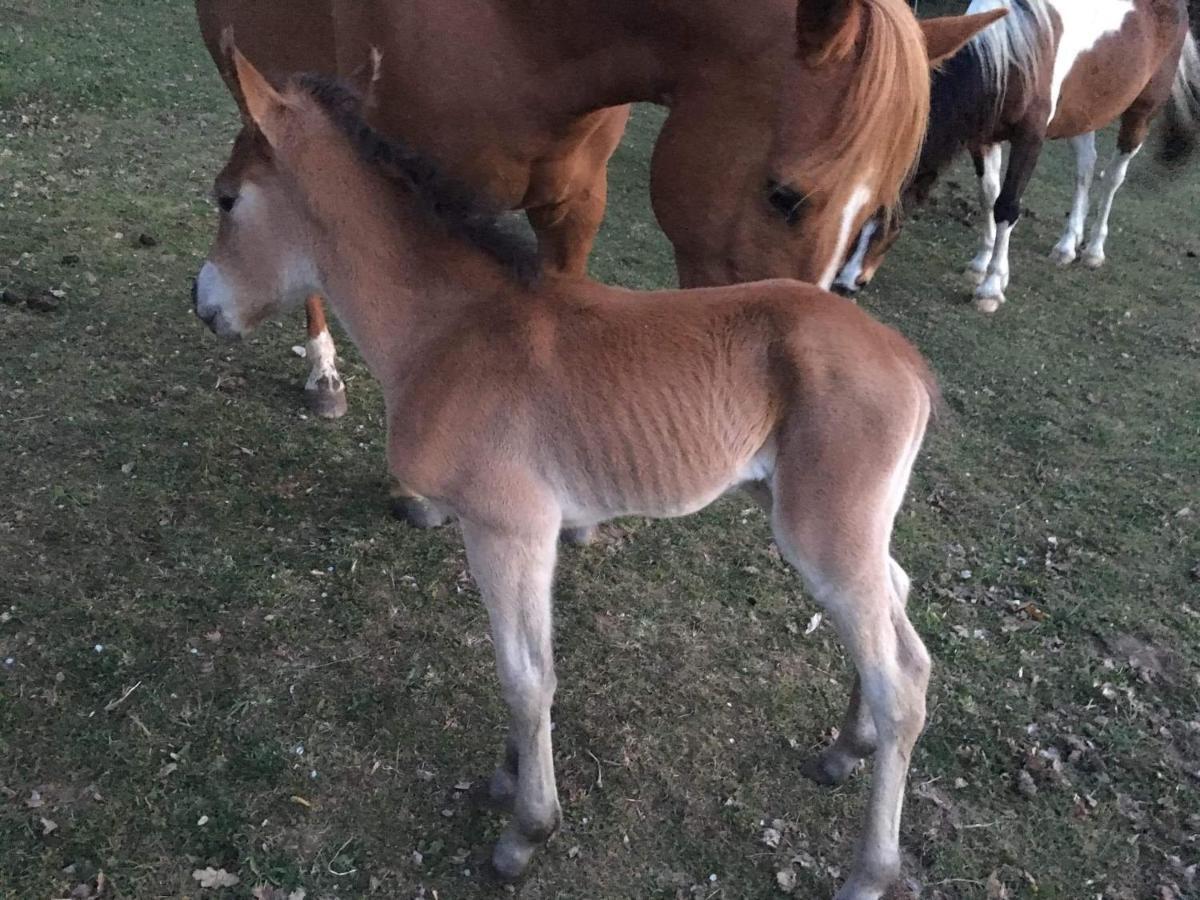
1, 1, 1198, 898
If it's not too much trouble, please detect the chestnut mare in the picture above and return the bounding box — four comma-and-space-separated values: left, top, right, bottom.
196, 50, 942, 900
197, 0, 1002, 414
834, 0, 1200, 312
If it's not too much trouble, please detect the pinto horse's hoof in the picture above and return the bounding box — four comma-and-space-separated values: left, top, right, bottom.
964, 265, 988, 286
1049, 246, 1076, 267
974, 294, 1003, 314
390, 494, 449, 528
305, 377, 348, 419
1082, 251, 1105, 269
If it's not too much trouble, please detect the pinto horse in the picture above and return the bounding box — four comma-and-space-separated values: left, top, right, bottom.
835, 0, 1200, 312
197, 0, 1002, 414
196, 49, 942, 900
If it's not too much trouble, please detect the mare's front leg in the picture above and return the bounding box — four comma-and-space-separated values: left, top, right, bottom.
966, 144, 1002, 283
975, 129, 1045, 313
303, 295, 348, 418
462, 514, 562, 880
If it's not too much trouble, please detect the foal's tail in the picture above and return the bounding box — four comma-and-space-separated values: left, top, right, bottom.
1160, 31, 1200, 163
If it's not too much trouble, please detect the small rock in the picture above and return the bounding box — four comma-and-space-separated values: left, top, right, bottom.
26, 293, 59, 312
776, 866, 798, 892
137, 233, 158, 247
762, 826, 782, 849
1015, 769, 1038, 798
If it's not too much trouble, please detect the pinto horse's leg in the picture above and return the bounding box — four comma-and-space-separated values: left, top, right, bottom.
303, 296, 348, 418
1082, 112, 1149, 268
1051, 133, 1097, 266
462, 513, 562, 881
966, 144, 1003, 283
975, 129, 1045, 313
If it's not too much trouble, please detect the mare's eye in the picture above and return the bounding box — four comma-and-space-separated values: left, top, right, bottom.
217, 193, 237, 213
765, 179, 808, 226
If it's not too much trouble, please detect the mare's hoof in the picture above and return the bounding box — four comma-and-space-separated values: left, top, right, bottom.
560, 525, 597, 546
391, 494, 448, 528
305, 379, 348, 419
974, 294, 1002, 314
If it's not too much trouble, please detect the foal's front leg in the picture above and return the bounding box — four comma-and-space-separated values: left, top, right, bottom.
462, 517, 562, 880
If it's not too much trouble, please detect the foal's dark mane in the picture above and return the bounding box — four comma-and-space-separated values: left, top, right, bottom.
297, 74, 542, 286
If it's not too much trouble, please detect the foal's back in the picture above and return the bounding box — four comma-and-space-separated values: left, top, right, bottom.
390, 279, 933, 522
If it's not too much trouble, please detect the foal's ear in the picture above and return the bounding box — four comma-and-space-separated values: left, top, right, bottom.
920, 9, 1007, 66
231, 47, 289, 146
795, 0, 861, 63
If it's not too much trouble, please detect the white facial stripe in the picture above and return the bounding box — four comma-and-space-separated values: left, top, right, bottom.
819, 184, 873, 290
1046, 0, 1134, 123
834, 217, 879, 291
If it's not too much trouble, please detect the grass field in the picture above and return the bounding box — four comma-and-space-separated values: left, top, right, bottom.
2, 2, 1198, 898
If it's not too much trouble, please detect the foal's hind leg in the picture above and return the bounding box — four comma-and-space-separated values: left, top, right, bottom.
1051, 133, 1097, 266
461, 515, 562, 880
802, 559, 911, 787
1082, 112, 1150, 268
773, 434, 930, 900
303, 296, 348, 418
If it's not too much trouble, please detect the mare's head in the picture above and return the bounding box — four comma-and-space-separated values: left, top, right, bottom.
651, 0, 1004, 290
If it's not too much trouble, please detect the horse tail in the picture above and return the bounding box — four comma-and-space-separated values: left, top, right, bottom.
1160, 30, 1200, 163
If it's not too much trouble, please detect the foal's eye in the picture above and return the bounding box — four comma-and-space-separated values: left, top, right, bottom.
217, 193, 237, 213
765, 179, 808, 226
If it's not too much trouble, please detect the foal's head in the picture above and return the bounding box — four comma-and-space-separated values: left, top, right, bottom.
652, 0, 1003, 290
192, 54, 334, 338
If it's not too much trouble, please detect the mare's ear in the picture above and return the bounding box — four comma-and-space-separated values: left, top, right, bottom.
231, 46, 290, 147
795, 0, 862, 63
920, 9, 1007, 66
347, 46, 384, 113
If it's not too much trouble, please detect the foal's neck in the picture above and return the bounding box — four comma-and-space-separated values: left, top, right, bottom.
303, 166, 519, 389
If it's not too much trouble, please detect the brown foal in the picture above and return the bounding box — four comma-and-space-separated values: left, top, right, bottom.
195, 52, 943, 900
197, 0, 1000, 420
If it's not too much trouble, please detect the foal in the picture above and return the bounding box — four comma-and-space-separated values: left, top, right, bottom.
196, 54, 940, 900
835, 0, 1199, 312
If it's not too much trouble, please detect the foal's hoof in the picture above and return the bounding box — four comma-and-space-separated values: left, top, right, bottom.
390, 494, 448, 528
560, 525, 597, 546
490, 831, 540, 882
800, 749, 862, 787
305, 377, 348, 419
974, 294, 1003, 314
